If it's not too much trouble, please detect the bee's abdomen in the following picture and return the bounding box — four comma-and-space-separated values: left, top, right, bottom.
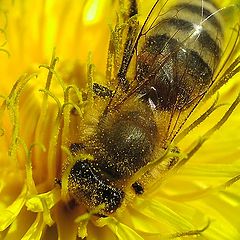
137, 0, 223, 110
162, 1, 223, 67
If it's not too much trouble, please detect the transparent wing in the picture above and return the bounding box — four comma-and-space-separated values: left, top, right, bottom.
103, 0, 240, 146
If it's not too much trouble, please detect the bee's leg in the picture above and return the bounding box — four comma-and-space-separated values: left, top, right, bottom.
69, 142, 86, 155
132, 181, 144, 195
117, 0, 138, 92
55, 178, 62, 186
168, 146, 180, 169
129, 0, 138, 17
93, 83, 113, 98
206, 55, 240, 98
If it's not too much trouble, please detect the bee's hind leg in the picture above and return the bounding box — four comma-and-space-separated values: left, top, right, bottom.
93, 82, 113, 98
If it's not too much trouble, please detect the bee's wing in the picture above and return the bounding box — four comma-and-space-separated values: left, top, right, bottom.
104, 0, 240, 145
160, 2, 240, 144
104, 0, 174, 113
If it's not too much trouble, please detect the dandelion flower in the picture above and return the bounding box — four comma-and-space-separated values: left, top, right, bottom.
0, 0, 240, 239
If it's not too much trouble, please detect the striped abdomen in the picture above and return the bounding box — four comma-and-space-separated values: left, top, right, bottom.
137, 0, 223, 110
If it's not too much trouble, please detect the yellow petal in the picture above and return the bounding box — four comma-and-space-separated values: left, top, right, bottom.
97, 217, 144, 240
0, 185, 27, 231
21, 214, 45, 240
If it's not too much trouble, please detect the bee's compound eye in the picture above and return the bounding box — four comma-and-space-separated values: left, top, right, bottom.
68, 160, 125, 214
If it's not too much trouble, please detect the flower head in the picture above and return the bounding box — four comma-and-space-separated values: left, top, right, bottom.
0, 0, 240, 239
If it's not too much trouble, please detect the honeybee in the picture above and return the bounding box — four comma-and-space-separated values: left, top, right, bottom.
61, 0, 240, 215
